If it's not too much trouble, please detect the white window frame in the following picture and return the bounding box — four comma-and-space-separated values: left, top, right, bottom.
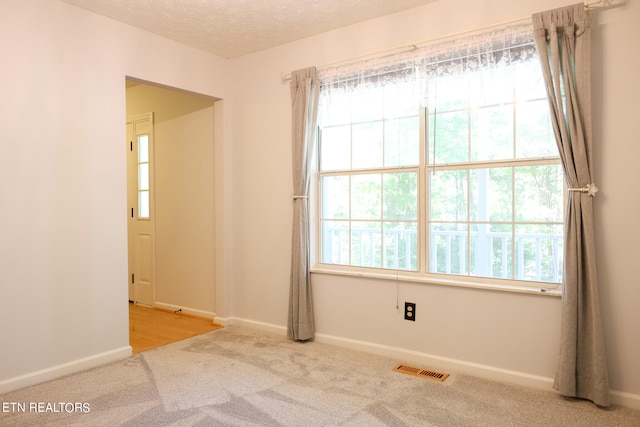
312, 25, 564, 296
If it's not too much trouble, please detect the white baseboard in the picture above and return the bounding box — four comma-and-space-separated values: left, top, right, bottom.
0, 346, 132, 395
314, 332, 555, 390
222, 317, 287, 335
610, 390, 640, 411
226, 317, 640, 410
153, 301, 216, 320
222, 318, 551, 389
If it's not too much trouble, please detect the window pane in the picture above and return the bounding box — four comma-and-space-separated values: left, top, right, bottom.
514, 60, 547, 101
470, 167, 512, 222
429, 75, 468, 112
320, 89, 351, 126
515, 224, 563, 283
470, 105, 514, 161
320, 125, 351, 170
384, 80, 421, 117
516, 100, 557, 158
321, 220, 350, 265
469, 67, 514, 107
429, 111, 469, 164
384, 172, 418, 220
138, 164, 149, 191
138, 190, 149, 218
351, 221, 382, 267
352, 85, 384, 122
138, 135, 149, 163
321, 176, 349, 219
429, 223, 468, 275
514, 165, 564, 223
351, 174, 381, 220
352, 122, 383, 169
317, 30, 561, 283
470, 223, 512, 279
384, 221, 418, 271
385, 116, 420, 167
429, 170, 468, 221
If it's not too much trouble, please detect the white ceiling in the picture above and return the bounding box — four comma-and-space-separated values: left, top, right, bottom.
60, 0, 438, 59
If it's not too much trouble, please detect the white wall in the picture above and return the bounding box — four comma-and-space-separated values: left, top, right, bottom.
0, 0, 231, 392
1, 0, 638, 409
227, 0, 640, 407
126, 83, 217, 316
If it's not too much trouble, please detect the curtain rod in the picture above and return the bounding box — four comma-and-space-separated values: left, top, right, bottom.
281, 0, 614, 81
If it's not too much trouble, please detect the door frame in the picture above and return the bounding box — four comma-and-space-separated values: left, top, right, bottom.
127, 112, 156, 306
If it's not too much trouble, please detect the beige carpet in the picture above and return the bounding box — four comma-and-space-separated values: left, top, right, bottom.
1, 325, 638, 426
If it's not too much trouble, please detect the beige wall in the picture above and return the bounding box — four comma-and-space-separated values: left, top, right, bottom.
227, 0, 640, 407
1, 0, 639, 409
0, 0, 231, 392
126, 83, 217, 316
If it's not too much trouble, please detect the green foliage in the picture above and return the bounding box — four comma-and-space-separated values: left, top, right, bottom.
319, 56, 563, 282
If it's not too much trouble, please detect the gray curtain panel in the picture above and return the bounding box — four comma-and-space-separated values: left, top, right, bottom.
533, 3, 609, 407
287, 67, 319, 341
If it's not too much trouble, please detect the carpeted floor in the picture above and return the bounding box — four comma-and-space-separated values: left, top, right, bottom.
1, 325, 638, 426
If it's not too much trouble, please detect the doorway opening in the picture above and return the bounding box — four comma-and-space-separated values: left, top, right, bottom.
129, 303, 222, 353
126, 78, 219, 351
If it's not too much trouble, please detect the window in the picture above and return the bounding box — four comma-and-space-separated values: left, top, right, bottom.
316, 23, 564, 289
137, 134, 150, 219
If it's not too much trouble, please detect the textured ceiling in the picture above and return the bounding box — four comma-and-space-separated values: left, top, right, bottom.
60, 0, 438, 59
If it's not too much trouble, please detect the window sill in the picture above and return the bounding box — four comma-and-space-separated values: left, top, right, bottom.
310, 266, 562, 297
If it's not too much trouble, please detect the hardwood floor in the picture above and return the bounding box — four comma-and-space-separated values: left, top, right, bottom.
129, 303, 223, 354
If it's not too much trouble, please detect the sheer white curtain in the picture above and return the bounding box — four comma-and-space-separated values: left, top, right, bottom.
316, 22, 552, 277
533, 3, 609, 407
318, 22, 538, 120
288, 67, 319, 341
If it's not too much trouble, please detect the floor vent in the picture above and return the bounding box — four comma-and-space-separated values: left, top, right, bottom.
393, 364, 449, 382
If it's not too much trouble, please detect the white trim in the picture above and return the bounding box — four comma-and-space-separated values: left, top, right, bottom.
153, 301, 216, 320
222, 318, 552, 388
0, 346, 131, 395
212, 315, 231, 326
3, 319, 638, 410
610, 390, 640, 411
310, 268, 562, 297
314, 331, 554, 390
224, 318, 640, 410
223, 317, 287, 335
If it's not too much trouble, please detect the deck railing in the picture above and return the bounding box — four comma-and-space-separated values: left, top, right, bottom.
322, 226, 563, 283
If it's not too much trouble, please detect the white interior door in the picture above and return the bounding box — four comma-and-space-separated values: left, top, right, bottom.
127, 113, 155, 306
